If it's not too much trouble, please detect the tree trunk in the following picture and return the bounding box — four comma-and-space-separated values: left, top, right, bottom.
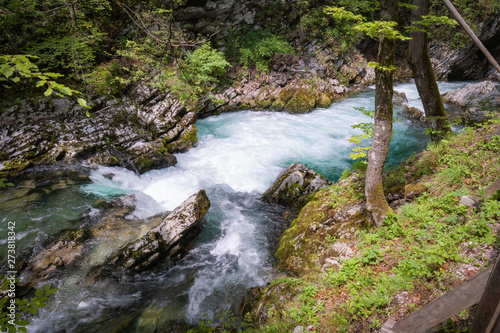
442, 0, 500, 74
407, 0, 451, 142
365, 0, 398, 226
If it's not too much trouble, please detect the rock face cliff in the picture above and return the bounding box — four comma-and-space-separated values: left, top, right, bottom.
173, 0, 256, 41
0, 83, 196, 178
430, 14, 500, 81
0, 46, 375, 179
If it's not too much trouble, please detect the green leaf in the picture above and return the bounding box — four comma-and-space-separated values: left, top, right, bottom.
29, 307, 38, 315
44, 87, 53, 96
55, 84, 73, 96
77, 98, 90, 109
19, 328, 27, 333
45, 287, 58, 296
3, 67, 14, 78
35, 289, 43, 297
15, 319, 29, 326
0, 64, 9, 74
11, 77, 20, 83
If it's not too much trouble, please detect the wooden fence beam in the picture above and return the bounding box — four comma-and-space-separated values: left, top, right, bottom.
470, 257, 500, 333
382, 265, 493, 333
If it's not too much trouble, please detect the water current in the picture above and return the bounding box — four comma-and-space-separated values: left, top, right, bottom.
0, 81, 467, 332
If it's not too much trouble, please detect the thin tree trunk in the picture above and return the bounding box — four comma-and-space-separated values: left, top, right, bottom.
407, 0, 451, 142
442, 0, 500, 74
365, 0, 398, 226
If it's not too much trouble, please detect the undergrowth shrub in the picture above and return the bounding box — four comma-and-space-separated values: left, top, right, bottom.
226, 29, 294, 72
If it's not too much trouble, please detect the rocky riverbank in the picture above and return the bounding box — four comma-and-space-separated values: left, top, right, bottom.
0, 45, 376, 180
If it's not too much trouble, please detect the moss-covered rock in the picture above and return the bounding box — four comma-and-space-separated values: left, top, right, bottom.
263, 162, 331, 213
166, 124, 198, 153
283, 89, 318, 114
130, 150, 177, 174
274, 172, 369, 275
269, 98, 287, 111
404, 181, 427, 200
316, 93, 332, 109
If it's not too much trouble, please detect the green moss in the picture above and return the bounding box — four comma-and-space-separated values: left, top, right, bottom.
2, 159, 31, 177
182, 125, 198, 144
255, 97, 274, 110
165, 125, 198, 152
275, 175, 368, 275
269, 98, 286, 111
317, 93, 332, 109
283, 89, 317, 114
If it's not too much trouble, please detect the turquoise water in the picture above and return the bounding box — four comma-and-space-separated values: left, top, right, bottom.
0, 81, 467, 331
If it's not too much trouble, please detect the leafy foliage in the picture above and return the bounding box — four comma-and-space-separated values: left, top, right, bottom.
0, 55, 89, 112
226, 29, 294, 72
0, 178, 14, 188
354, 21, 411, 41
405, 14, 458, 32
0, 277, 58, 333
181, 43, 230, 87
429, 0, 500, 48
0, 0, 113, 78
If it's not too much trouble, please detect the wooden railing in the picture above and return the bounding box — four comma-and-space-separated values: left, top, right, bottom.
381, 257, 499, 333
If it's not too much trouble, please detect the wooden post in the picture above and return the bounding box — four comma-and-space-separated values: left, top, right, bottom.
381, 265, 493, 333
470, 257, 500, 333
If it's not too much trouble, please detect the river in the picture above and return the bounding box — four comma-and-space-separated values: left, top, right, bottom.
0, 81, 467, 332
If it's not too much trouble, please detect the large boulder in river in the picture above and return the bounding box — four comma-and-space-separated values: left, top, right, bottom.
442, 81, 500, 125
17, 192, 165, 291
442, 81, 500, 109
262, 163, 331, 212
88, 190, 210, 283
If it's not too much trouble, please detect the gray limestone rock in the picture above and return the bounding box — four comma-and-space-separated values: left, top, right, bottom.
442, 81, 500, 109
262, 162, 331, 212
88, 190, 210, 283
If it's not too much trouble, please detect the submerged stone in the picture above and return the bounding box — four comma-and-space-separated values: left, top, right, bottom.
17, 192, 162, 290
